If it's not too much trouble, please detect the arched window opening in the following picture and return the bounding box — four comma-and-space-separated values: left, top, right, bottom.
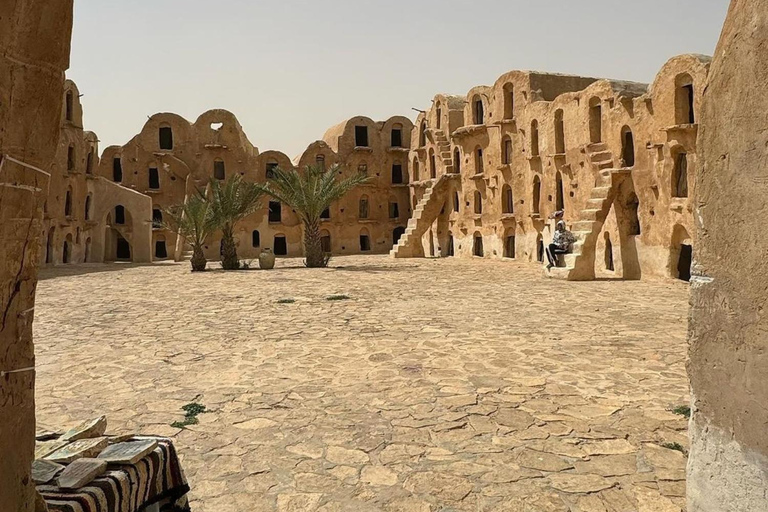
268, 201, 282, 223
316, 154, 326, 170
475, 148, 484, 175
113, 157, 123, 182
436, 106, 442, 130
391, 124, 403, 147
502, 185, 514, 214
155, 236, 168, 259
355, 125, 369, 147
321, 206, 331, 220
266, 160, 278, 179
556, 172, 565, 211
413, 159, 420, 182
474, 191, 483, 215
621, 126, 635, 167
393, 227, 406, 246
533, 176, 542, 214
274, 235, 288, 256
447, 234, 455, 257
627, 192, 641, 235
64, 188, 73, 217
65, 90, 74, 122
321, 230, 332, 253
531, 120, 540, 157
419, 120, 427, 147
214, 159, 226, 180
502, 137, 513, 165
389, 200, 400, 219
473, 233, 484, 257
84, 195, 92, 221
473, 96, 484, 124
149, 167, 160, 189
604, 232, 615, 271
429, 149, 437, 179
359, 229, 371, 252
554, 109, 565, 154
589, 97, 602, 143
673, 152, 688, 198
115, 205, 126, 225
503, 84, 515, 119
359, 196, 370, 219
392, 164, 403, 184
675, 74, 696, 125
453, 148, 461, 174
504, 233, 516, 259
454, 191, 460, 213
159, 125, 174, 150
152, 208, 163, 228
252, 230, 260, 247
67, 144, 75, 171
86, 150, 94, 174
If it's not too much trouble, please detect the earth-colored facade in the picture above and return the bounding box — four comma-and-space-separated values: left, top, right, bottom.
93, 112, 413, 263
395, 55, 708, 282
0, 0, 74, 509
688, 0, 768, 510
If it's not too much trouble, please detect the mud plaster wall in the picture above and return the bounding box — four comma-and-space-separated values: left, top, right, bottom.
688, 0, 768, 510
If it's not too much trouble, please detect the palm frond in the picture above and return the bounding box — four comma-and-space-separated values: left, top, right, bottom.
163, 193, 218, 247
207, 174, 265, 229
263, 163, 369, 223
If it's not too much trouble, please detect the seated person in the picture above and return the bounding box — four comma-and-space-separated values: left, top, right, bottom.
546, 220, 576, 268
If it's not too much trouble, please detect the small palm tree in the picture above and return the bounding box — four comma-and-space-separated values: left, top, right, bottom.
263, 163, 368, 268
164, 194, 218, 272
208, 174, 265, 270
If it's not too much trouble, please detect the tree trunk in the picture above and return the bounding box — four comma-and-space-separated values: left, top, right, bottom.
190, 245, 207, 272
304, 220, 325, 267
220, 225, 239, 270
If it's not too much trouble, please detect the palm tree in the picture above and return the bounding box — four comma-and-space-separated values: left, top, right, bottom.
207, 174, 265, 270
263, 163, 369, 268
163, 194, 218, 272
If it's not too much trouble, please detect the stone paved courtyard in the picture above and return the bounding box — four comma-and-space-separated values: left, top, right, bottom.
34, 256, 691, 511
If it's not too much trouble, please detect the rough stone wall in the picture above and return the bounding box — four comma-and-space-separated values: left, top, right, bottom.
95, 113, 413, 261
409, 54, 709, 280
688, 0, 768, 509
0, 1, 74, 509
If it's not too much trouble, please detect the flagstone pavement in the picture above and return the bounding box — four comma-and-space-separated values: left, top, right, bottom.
35, 255, 691, 511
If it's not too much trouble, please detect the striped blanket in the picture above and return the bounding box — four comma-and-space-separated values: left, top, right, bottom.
38, 437, 190, 512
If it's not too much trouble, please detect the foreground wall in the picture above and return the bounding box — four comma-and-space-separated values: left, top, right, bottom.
0, 1, 74, 509
688, 0, 768, 509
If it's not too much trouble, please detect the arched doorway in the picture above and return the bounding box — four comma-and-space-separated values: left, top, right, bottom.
392, 226, 406, 246
45, 227, 55, 264
556, 172, 565, 211
589, 97, 602, 143
670, 225, 692, 282
473, 232, 484, 257
604, 232, 614, 271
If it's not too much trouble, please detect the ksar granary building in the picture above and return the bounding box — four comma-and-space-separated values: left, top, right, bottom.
43, 54, 707, 282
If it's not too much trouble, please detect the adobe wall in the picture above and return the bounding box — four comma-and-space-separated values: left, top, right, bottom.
95, 112, 413, 261
41, 81, 152, 266
409, 55, 709, 280
688, 0, 768, 509
0, 1, 74, 509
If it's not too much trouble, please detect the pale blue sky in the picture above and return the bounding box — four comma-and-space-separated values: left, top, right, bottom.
70, 0, 730, 157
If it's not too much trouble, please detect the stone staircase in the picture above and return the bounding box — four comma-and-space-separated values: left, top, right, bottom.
391, 174, 457, 258
545, 167, 631, 280
433, 130, 456, 174
586, 142, 614, 171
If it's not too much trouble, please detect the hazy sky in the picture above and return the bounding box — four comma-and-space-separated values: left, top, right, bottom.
70, 1, 730, 158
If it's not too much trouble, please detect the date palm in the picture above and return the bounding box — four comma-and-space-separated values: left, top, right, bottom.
263, 163, 368, 267
207, 174, 265, 270
163, 193, 218, 272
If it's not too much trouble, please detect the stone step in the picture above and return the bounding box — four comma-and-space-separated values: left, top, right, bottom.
585, 198, 605, 209
587, 142, 608, 152
581, 208, 602, 221
590, 186, 612, 199
574, 220, 597, 232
